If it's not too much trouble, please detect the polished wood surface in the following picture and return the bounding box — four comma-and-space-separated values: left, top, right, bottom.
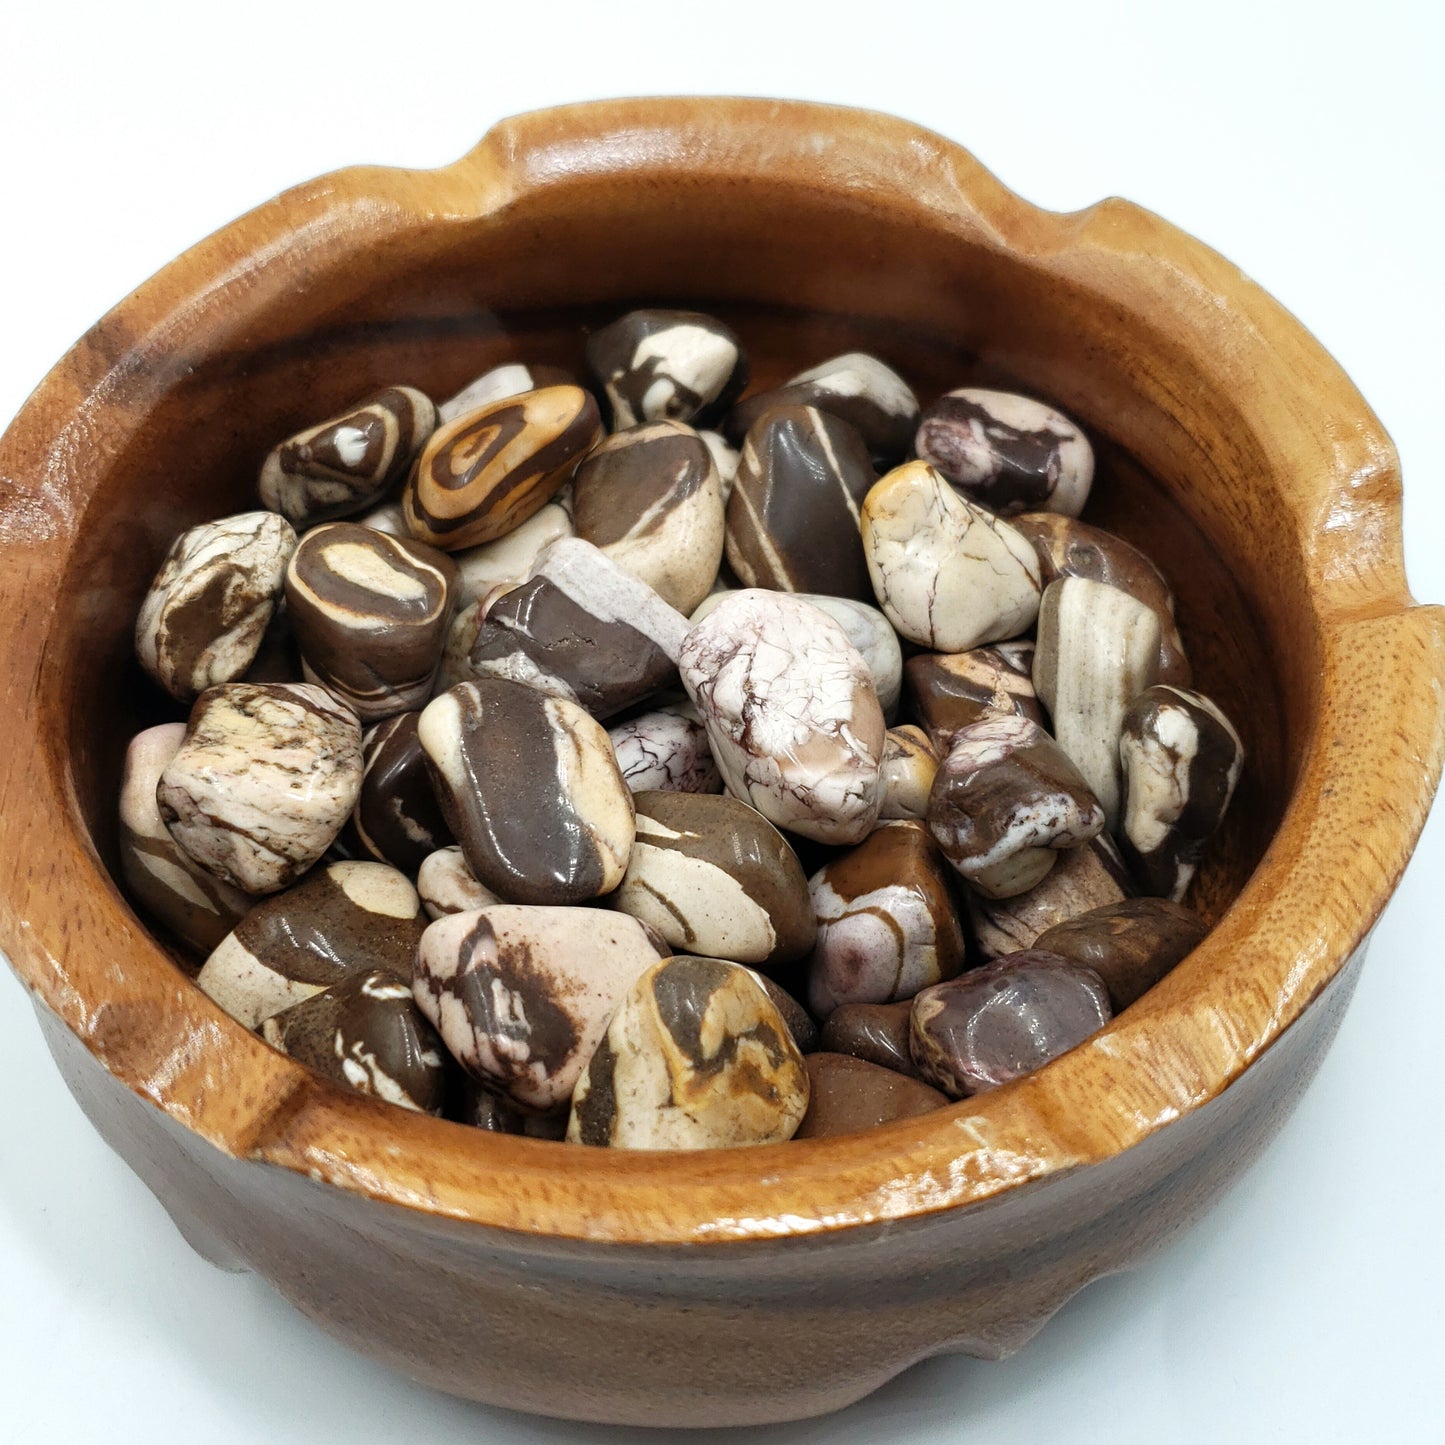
0, 98, 1441, 1424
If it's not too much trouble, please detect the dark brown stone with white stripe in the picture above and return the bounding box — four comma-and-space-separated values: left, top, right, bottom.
418, 678, 635, 906
819, 999, 921, 1078
1034, 897, 1207, 1011
259, 386, 436, 528
1011, 513, 1191, 687
904, 643, 1045, 755
402, 385, 602, 551
723, 352, 920, 464
793, 1053, 948, 1139
353, 712, 454, 875
1119, 686, 1245, 900
285, 523, 457, 721
725, 405, 876, 601
261, 969, 449, 1115
585, 310, 747, 430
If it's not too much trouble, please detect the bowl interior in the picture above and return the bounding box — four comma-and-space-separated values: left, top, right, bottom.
54, 159, 1296, 966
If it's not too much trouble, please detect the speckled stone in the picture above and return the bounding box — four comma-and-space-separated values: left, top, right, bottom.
724, 405, 876, 602
1034, 576, 1162, 828
903, 643, 1044, 754
196, 860, 425, 1027
135, 511, 297, 702
438, 362, 575, 426
452, 501, 572, 607
119, 723, 252, 954
806, 820, 965, 1017
607, 704, 722, 795
586, 309, 747, 430
1119, 686, 1244, 899
261, 969, 449, 1114
724, 352, 919, 464
878, 725, 938, 821
285, 523, 457, 722
819, 999, 920, 1077
793, 1053, 948, 1139
611, 790, 815, 966
418, 678, 634, 905
416, 845, 503, 920
413, 905, 670, 1112
402, 385, 602, 551
680, 590, 886, 844
158, 683, 364, 895
352, 712, 454, 874
567, 955, 808, 1150
911, 950, 1112, 1098
861, 461, 1042, 651
1013, 513, 1191, 687
572, 420, 725, 615
259, 386, 436, 527
914, 389, 1093, 517
927, 714, 1104, 899
1034, 897, 1207, 1011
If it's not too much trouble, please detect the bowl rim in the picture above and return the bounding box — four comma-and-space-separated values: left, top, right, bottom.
1, 95, 1442, 1247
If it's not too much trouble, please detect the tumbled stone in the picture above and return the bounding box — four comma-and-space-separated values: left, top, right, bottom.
135, 511, 297, 702
261, 969, 449, 1114
607, 704, 722, 795
910, 950, 1111, 1098
285, 523, 457, 721
1119, 686, 1244, 899
572, 420, 725, 614
354, 498, 409, 537
465, 538, 689, 719
793, 1053, 949, 1139
402, 385, 602, 551
1012, 512, 1190, 687
452, 501, 572, 607
196, 861, 425, 1027
1034, 897, 1207, 1011
119, 723, 252, 954
416, 845, 503, 920
914, 388, 1092, 517
967, 834, 1132, 960
1034, 576, 1162, 828
878, 725, 938, 821
158, 683, 363, 894
697, 429, 740, 504
240, 599, 304, 685
260, 386, 436, 527
438, 361, 575, 426
724, 406, 876, 602
724, 352, 919, 464
586, 309, 747, 430
806, 820, 965, 1017
903, 643, 1044, 754
568, 955, 808, 1149
413, 905, 670, 1111
927, 714, 1104, 899
819, 999, 919, 1077
418, 678, 634, 905
352, 712, 453, 874
751, 972, 820, 1054
679, 589, 885, 844
611, 790, 814, 965
861, 461, 1041, 651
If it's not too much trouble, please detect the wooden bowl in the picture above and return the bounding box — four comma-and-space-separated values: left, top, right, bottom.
1, 98, 1441, 1428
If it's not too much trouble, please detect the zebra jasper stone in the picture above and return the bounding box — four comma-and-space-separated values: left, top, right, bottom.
352, 711, 454, 874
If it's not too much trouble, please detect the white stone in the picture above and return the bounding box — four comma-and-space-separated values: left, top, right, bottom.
451, 502, 573, 606
607, 705, 721, 794
416, 846, 504, 920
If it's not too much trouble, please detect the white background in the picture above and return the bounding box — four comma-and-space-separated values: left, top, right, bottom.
2, 3, 1441, 1440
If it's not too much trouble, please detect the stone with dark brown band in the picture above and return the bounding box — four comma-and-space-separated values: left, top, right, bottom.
353, 712, 454, 875
903, 643, 1044, 755
285, 522, 457, 722
259, 386, 437, 528
724, 405, 876, 601
402, 385, 602, 551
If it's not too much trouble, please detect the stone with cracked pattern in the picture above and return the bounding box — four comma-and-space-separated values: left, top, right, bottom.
679, 589, 886, 844
903, 643, 1044, 754
861, 461, 1042, 652
260, 386, 436, 528
567, 954, 808, 1150
914, 388, 1092, 517
438, 362, 575, 426
607, 704, 722, 795
136, 511, 297, 702
196, 860, 425, 1028
793, 1053, 948, 1139
416, 845, 503, 920
418, 677, 634, 906
413, 905, 670, 1112
158, 683, 363, 895
878, 725, 938, 821
611, 790, 814, 966
353, 712, 454, 874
